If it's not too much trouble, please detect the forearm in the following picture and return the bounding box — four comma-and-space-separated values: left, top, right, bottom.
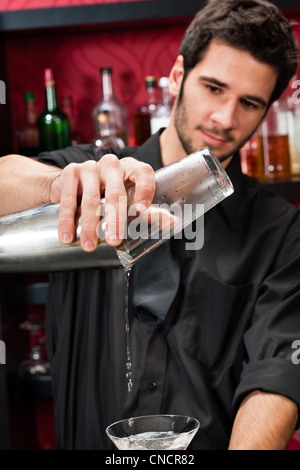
228, 390, 298, 450
0, 154, 61, 215
0, 153, 156, 251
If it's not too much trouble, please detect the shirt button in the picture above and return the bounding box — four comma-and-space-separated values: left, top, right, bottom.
147, 382, 157, 391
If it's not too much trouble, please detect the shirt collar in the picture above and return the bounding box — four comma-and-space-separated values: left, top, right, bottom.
136, 131, 244, 229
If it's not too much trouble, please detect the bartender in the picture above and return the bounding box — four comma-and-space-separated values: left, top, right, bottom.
0, 0, 300, 450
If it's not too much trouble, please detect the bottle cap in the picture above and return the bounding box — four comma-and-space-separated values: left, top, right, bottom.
145, 76, 156, 88
23, 92, 35, 100
44, 68, 55, 86
101, 67, 112, 75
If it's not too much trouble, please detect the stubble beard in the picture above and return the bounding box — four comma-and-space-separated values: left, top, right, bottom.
174, 84, 257, 163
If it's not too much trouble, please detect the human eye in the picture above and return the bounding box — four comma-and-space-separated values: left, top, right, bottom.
241, 98, 259, 110
205, 84, 222, 94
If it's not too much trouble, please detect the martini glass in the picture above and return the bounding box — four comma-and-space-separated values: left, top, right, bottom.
106, 414, 200, 450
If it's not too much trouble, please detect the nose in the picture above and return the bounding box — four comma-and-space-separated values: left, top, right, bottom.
210, 98, 238, 130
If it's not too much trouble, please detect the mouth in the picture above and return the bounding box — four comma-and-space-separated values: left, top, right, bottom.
200, 129, 230, 148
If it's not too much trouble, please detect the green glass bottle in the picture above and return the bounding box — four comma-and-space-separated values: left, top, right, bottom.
38, 68, 70, 152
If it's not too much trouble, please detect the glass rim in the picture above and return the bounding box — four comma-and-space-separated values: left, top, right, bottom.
106, 414, 200, 437
154, 147, 234, 196
200, 147, 234, 196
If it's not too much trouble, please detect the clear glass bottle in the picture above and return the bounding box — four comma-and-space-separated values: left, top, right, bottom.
61, 95, 84, 146
93, 67, 128, 146
134, 76, 158, 145
92, 110, 125, 150
38, 68, 70, 152
150, 77, 173, 135
258, 99, 291, 181
16, 92, 39, 156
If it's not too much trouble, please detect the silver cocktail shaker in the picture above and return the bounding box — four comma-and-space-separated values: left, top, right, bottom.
0, 148, 234, 273
0, 203, 121, 272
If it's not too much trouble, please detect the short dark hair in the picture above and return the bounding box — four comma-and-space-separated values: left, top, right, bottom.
180, 0, 299, 104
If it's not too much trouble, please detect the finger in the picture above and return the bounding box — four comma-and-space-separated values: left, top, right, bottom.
57, 163, 80, 245
79, 160, 102, 252
121, 158, 155, 210
99, 154, 127, 246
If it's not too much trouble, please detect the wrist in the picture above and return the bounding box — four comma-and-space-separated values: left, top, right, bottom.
48, 170, 62, 203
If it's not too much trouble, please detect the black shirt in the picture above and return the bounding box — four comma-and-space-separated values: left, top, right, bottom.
35, 132, 300, 450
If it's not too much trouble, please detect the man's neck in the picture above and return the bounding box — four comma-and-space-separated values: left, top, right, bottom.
159, 125, 187, 167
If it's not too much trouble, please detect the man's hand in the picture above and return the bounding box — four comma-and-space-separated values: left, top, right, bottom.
50, 154, 156, 252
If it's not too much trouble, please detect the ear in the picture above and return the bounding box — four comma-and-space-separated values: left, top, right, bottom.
169, 55, 185, 98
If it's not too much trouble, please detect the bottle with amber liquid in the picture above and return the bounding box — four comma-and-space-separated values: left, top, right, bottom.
258, 99, 291, 181
240, 132, 263, 180
16, 92, 39, 156
286, 96, 300, 176
134, 76, 157, 145
293, 105, 300, 175
38, 68, 70, 152
93, 67, 128, 146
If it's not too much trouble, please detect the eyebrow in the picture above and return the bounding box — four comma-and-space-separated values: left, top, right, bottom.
199, 76, 268, 108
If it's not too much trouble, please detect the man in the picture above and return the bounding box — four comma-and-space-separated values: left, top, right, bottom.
0, 0, 299, 450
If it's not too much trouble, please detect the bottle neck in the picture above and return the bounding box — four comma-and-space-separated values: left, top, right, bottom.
102, 72, 114, 100
24, 98, 36, 125
45, 80, 58, 112
146, 86, 157, 105
161, 86, 171, 106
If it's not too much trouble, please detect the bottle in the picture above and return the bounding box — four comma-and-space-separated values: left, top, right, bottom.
150, 77, 173, 135
240, 132, 263, 180
92, 67, 128, 146
92, 110, 125, 150
134, 76, 158, 145
258, 99, 291, 181
293, 105, 300, 175
61, 95, 83, 146
286, 96, 300, 176
16, 92, 39, 156
37, 68, 71, 152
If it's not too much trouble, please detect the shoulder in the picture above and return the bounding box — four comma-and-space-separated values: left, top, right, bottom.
34, 144, 98, 168
34, 144, 141, 168
242, 173, 299, 221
